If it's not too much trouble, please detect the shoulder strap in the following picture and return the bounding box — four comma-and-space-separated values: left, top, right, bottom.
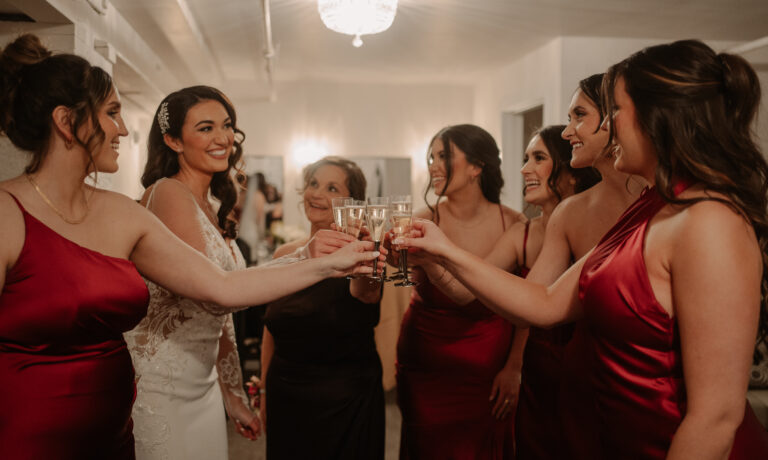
144, 177, 169, 210
3, 191, 26, 213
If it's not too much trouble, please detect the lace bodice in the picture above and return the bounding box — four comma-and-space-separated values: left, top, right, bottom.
125, 178, 248, 408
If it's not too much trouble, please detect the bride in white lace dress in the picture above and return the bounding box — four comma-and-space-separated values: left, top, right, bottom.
125, 86, 258, 460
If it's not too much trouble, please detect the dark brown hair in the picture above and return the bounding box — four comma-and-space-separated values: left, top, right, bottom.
579, 73, 606, 129
534, 125, 600, 203
300, 156, 366, 201
425, 124, 504, 223
142, 86, 245, 239
603, 39, 768, 350
0, 34, 114, 174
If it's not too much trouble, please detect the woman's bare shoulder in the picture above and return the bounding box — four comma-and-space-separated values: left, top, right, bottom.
413, 206, 433, 220
500, 204, 526, 225
272, 238, 309, 259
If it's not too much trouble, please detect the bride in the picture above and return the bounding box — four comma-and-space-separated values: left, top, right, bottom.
126, 86, 259, 459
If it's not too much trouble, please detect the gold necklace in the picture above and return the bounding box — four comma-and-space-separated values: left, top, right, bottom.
26, 174, 90, 225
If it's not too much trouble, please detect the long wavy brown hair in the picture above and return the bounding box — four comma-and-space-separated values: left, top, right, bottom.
603, 39, 768, 352
142, 86, 245, 239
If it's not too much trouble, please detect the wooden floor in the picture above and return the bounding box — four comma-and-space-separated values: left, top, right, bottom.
227, 389, 402, 460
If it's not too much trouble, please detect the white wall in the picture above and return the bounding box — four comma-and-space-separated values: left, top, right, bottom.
473, 38, 563, 210
235, 79, 474, 231
473, 36, 766, 211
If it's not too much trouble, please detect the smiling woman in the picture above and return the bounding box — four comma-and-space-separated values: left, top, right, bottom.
125, 86, 260, 460
0, 34, 380, 460
260, 156, 386, 460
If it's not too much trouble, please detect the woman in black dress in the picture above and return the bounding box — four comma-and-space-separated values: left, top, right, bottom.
260, 156, 384, 459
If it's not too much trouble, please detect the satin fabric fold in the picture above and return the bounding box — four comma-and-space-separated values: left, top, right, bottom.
0, 196, 149, 460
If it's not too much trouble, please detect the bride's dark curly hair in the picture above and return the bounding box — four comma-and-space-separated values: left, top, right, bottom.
603, 39, 768, 352
142, 86, 245, 239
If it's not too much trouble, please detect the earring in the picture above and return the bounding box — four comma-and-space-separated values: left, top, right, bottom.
64, 137, 74, 149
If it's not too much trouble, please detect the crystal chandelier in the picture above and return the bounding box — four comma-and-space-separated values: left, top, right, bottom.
318, 0, 398, 48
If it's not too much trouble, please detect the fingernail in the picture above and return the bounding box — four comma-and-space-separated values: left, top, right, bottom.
372, 251, 380, 257
393, 238, 403, 245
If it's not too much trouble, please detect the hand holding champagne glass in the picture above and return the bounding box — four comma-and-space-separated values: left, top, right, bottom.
390, 195, 416, 287
365, 197, 390, 280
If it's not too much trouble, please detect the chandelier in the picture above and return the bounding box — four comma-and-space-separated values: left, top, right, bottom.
318, 0, 398, 48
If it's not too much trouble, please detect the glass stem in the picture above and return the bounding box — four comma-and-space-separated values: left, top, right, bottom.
399, 248, 408, 282
372, 241, 380, 277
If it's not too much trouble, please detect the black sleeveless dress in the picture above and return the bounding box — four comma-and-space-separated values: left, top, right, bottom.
263, 278, 384, 460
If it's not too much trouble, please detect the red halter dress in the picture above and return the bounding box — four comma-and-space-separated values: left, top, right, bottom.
578, 186, 768, 458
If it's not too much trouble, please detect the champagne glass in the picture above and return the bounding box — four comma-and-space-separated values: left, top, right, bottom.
343, 199, 366, 279
344, 199, 366, 239
390, 195, 416, 287
331, 197, 350, 233
365, 197, 390, 280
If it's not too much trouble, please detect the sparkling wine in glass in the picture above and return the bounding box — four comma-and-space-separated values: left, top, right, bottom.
331, 197, 350, 233
390, 195, 416, 286
344, 199, 366, 239
366, 197, 390, 280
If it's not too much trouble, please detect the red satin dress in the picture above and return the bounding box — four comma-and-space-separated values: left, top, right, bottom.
0, 195, 149, 460
578, 186, 768, 459
514, 223, 576, 459
396, 208, 515, 459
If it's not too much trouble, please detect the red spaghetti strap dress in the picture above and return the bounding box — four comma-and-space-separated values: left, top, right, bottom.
578, 186, 768, 459
514, 223, 577, 459
0, 195, 149, 460
396, 206, 515, 459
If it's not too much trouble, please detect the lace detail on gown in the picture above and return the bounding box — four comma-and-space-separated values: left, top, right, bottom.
125, 179, 248, 460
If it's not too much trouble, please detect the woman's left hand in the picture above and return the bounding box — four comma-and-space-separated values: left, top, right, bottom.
229, 398, 261, 441
489, 366, 521, 420
227, 396, 261, 440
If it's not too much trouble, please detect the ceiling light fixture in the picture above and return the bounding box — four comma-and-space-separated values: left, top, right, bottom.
318, 0, 398, 48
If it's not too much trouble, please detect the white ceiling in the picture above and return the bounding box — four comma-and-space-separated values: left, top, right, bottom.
2, 0, 768, 97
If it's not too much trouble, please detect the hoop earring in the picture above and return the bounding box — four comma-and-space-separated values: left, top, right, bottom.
65, 136, 74, 149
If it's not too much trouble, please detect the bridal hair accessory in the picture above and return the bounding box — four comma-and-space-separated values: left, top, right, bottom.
157, 102, 170, 134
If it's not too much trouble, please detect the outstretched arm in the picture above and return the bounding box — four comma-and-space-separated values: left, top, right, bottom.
415, 223, 523, 305
396, 219, 584, 327
130, 185, 379, 309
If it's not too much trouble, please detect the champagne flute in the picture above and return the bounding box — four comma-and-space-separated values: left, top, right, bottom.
344, 199, 366, 239
391, 195, 416, 287
331, 197, 350, 233
365, 197, 390, 280
343, 199, 366, 279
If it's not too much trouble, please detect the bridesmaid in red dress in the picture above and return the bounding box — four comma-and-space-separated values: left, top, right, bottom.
0, 35, 380, 459
395, 124, 525, 459
414, 125, 600, 458
399, 40, 768, 459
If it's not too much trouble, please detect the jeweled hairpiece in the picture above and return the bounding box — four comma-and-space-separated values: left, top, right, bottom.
157, 102, 170, 134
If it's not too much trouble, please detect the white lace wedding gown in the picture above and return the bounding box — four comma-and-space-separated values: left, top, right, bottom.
125, 179, 249, 460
